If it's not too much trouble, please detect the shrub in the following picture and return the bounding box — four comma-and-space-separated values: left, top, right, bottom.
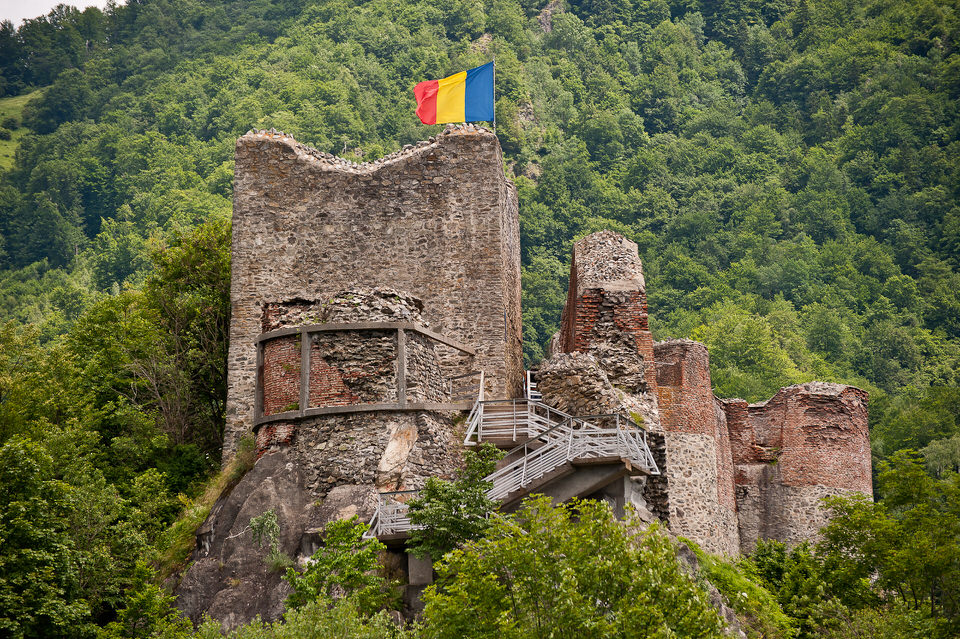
406, 443, 502, 560
283, 517, 396, 615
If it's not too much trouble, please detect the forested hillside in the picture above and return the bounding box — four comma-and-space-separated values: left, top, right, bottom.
0, 0, 959, 636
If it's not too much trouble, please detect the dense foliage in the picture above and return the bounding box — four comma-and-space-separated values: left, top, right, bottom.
283, 517, 393, 615
406, 443, 502, 559
0, 0, 959, 635
420, 497, 726, 638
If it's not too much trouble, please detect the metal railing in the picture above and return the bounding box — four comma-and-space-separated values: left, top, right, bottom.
447, 370, 484, 403
364, 490, 420, 538
525, 370, 542, 401
484, 408, 659, 501
365, 394, 660, 539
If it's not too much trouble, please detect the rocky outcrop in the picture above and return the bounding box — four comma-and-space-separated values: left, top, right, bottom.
175, 450, 309, 629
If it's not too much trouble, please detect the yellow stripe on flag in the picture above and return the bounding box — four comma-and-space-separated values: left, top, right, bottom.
435, 71, 466, 123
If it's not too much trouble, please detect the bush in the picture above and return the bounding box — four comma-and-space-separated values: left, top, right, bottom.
0, 128, 11, 141
283, 517, 396, 615
406, 443, 502, 560
687, 538, 797, 638
196, 595, 411, 639
1, 116, 17, 130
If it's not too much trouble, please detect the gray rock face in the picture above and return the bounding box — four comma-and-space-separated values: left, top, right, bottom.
175, 450, 309, 629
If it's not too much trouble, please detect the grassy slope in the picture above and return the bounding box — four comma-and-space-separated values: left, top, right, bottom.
0, 90, 40, 171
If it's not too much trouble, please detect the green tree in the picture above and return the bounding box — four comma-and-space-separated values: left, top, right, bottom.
420, 497, 725, 639
0, 437, 91, 638
283, 517, 393, 615
406, 443, 503, 560
819, 452, 960, 636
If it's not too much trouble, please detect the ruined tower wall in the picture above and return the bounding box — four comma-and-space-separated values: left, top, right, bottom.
252, 290, 462, 491
225, 127, 523, 459
724, 383, 871, 553
556, 231, 661, 428
654, 340, 740, 557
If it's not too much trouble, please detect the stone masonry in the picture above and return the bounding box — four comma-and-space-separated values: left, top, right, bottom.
191, 132, 874, 628
556, 231, 661, 429
225, 125, 523, 461
654, 340, 740, 557
546, 231, 871, 556
723, 383, 871, 552
177, 289, 465, 628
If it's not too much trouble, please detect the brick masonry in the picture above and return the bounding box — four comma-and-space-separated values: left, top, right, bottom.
551, 231, 872, 556
261, 337, 300, 416
655, 339, 740, 557
225, 125, 523, 461
254, 289, 455, 461
723, 383, 871, 552
556, 231, 661, 430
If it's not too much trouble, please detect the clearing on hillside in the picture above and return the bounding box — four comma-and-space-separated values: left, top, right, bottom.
0, 89, 41, 171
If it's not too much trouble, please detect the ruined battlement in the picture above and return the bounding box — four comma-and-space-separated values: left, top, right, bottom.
546, 231, 871, 556
190, 136, 873, 629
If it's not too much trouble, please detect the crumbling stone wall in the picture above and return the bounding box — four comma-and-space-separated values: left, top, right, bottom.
723, 383, 871, 552
655, 340, 740, 557
545, 231, 871, 557
225, 126, 523, 460
555, 231, 660, 429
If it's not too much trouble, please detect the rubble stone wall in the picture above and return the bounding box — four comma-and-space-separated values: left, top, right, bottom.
226, 127, 523, 459
723, 383, 871, 553
654, 340, 739, 556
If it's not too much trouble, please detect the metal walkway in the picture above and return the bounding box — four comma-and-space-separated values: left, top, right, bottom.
365, 375, 660, 540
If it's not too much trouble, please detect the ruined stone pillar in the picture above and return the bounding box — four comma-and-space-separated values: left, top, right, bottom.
555, 230, 661, 428
654, 340, 739, 556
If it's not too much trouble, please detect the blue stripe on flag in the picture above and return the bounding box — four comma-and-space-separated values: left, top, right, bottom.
464, 62, 494, 122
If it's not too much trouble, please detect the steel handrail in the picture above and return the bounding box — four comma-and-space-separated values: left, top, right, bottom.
368, 392, 661, 539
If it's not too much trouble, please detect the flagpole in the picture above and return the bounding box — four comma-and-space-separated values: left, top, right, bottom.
492, 56, 496, 136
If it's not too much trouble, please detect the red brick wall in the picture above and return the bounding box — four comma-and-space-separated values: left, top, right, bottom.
778, 386, 870, 492
255, 421, 296, 456
654, 341, 714, 437
723, 385, 871, 493
564, 289, 659, 393
262, 337, 300, 416
308, 347, 360, 408
655, 340, 737, 511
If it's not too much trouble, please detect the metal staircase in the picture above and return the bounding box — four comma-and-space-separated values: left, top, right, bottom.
365, 373, 660, 540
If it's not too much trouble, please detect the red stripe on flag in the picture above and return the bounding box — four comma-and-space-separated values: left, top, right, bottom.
414, 80, 439, 125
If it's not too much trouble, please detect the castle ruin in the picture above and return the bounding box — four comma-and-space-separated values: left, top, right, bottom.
178, 127, 872, 627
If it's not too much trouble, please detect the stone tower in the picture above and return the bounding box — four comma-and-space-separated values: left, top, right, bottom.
224, 126, 524, 460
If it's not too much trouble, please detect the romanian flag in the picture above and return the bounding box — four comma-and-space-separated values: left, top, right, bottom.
414, 62, 494, 125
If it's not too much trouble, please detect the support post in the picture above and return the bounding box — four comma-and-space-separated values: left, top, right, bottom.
254, 341, 264, 421
299, 329, 310, 415
397, 328, 407, 406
